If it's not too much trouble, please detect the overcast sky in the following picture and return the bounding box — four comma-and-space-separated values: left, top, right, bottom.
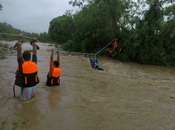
0, 0, 78, 34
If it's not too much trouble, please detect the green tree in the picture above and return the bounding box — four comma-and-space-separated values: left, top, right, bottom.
39, 32, 50, 43
48, 13, 73, 43
48, 0, 175, 66
49, 0, 130, 53
119, 0, 175, 66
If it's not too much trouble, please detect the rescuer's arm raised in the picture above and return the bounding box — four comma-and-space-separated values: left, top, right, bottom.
17, 33, 23, 60
50, 49, 54, 62
32, 37, 37, 56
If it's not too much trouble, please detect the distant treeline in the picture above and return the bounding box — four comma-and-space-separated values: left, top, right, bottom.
0, 22, 51, 43
48, 0, 175, 66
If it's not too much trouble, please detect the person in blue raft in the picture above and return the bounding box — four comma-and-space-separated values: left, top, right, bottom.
90, 56, 104, 71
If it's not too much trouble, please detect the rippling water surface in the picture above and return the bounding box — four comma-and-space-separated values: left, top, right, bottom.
0, 41, 175, 130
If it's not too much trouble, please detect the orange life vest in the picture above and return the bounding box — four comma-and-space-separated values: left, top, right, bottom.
114, 40, 118, 50
51, 67, 61, 78
22, 61, 39, 87
47, 67, 61, 86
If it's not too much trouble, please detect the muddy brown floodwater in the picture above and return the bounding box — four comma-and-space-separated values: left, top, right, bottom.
0, 40, 175, 130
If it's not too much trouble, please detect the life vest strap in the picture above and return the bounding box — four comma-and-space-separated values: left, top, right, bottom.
25, 77, 27, 84
35, 75, 38, 82
57, 78, 59, 83
51, 79, 53, 85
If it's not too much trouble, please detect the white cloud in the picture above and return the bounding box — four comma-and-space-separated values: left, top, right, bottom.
0, 0, 78, 33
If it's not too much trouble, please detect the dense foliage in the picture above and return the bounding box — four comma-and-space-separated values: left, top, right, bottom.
0, 22, 51, 43
49, 0, 175, 66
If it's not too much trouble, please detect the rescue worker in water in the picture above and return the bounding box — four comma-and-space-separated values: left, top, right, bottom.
107, 38, 118, 57
14, 33, 39, 100
46, 49, 61, 86
90, 56, 104, 71
107, 37, 122, 58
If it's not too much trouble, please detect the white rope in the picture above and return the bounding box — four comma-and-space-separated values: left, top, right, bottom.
52, 47, 95, 56
0, 32, 113, 56
0, 33, 41, 42
95, 39, 114, 56
61, 51, 95, 56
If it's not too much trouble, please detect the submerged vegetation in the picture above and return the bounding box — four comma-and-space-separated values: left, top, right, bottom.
0, 42, 15, 59
0, 117, 29, 130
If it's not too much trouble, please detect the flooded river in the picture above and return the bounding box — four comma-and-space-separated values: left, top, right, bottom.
0, 41, 175, 130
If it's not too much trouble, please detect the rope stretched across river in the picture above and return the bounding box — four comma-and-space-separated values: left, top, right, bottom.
0, 33, 41, 42
0, 32, 113, 56
95, 39, 114, 56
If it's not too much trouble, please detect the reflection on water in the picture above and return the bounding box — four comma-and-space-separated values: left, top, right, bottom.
47, 87, 60, 110
0, 41, 175, 130
17, 101, 40, 130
